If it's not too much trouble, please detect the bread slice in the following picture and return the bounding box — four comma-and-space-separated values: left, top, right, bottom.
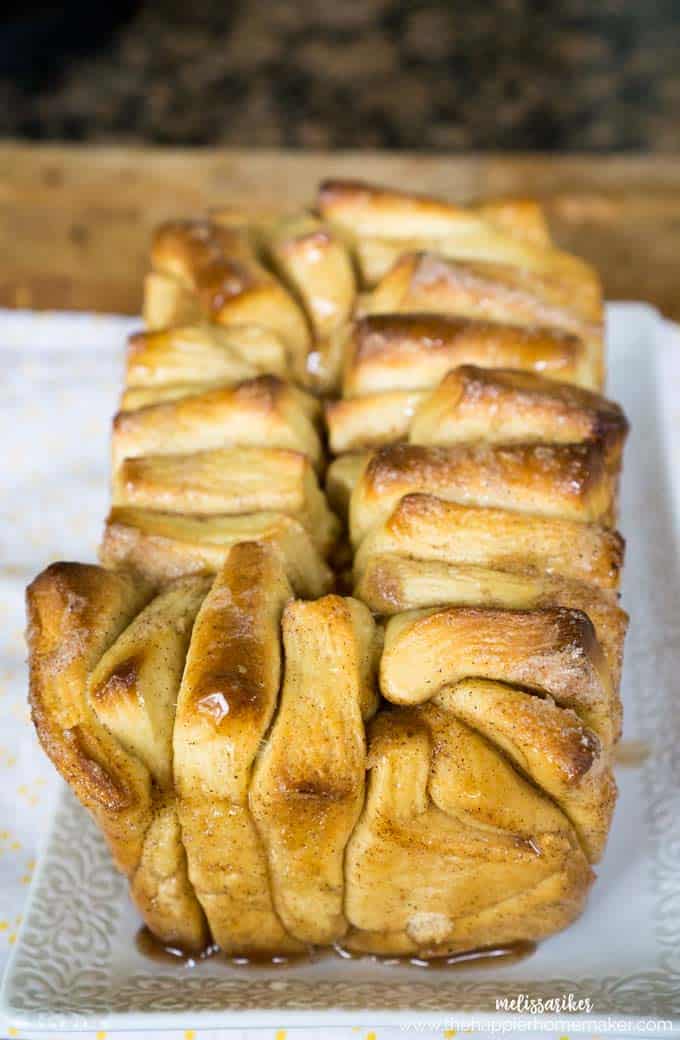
88, 577, 210, 791
266, 216, 356, 345
326, 390, 425, 453
438, 680, 616, 862
265, 216, 356, 392
126, 323, 288, 388
409, 366, 627, 465
342, 314, 592, 396
344, 708, 591, 955
317, 179, 601, 327
173, 543, 300, 954
27, 563, 210, 951
361, 252, 604, 387
380, 605, 619, 746
120, 382, 230, 411
355, 554, 627, 690
100, 506, 333, 598
147, 220, 311, 380
112, 376, 323, 473
353, 494, 624, 592
250, 596, 378, 944
27, 563, 153, 875
113, 446, 339, 555
350, 441, 616, 545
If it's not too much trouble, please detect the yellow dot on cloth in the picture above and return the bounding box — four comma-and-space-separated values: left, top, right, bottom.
96, 1032, 107, 1039
184, 1032, 195, 1040
444, 1032, 458, 1038
365, 1033, 377, 1040
0, 921, 7, 931
275, 1032, 287, 1040
8, 1027, 18, 1037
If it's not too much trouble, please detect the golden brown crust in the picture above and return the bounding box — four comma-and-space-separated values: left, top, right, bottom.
151, 220, 258, 291
355, 553, 627, 691
263, 215, 358, 393
120, 382, 227, 411
350, 441, 616, 546
319, 179, 482, 237
342, 314, 591, 396
100, 506, 333, 599
26, 563, 211, 950
113, 446, 339, 556
319, 182, 552, 249
112, 376, 323, 473
330, 363, 626, 465
250, 596, 378, 944
142, 271, 203, 330
353, 493, 624, 591
148, 220, 311, 381
28, 178, 627, 958
26, 563, 153, 871
362, 253, 604, 388
88, 576, 210, 791
126, 324, 289, 388
380, 605, 619, 746
409, 366, 628, 465
474, 197, 552, 247
173, 543, 300, 954
438, 680, 616, 862
317, 179, 601, 326
344, 707, 592, 955
175, 544, 291, 801
265, 216, 356, 346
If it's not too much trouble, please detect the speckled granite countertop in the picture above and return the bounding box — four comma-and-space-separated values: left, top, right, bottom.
1, 0, 679, 149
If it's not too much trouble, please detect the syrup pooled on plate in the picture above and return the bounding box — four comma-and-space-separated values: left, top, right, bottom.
135, 927, 220, 967
136, 927, 536, 971
136, 928, 314, 969
334, 940, 537, 970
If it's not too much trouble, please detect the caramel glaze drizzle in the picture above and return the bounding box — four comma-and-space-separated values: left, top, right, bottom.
136, 927, 536, 971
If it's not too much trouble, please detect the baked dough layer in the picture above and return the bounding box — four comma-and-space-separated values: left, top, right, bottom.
350, 441, 617, 545
27, 177, 628, 960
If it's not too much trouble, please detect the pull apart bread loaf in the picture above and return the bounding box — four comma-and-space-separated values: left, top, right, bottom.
27, 180, 628, 959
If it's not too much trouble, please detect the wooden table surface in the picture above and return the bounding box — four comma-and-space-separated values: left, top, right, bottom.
1, 145, 679, 318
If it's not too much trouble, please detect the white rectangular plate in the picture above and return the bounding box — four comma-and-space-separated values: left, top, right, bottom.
2, 304, 680, 1033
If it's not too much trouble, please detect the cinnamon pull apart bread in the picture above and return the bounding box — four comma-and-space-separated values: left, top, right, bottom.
28, 179, 629, 960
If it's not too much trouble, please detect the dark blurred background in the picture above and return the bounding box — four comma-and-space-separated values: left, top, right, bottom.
1, 0, 679, 150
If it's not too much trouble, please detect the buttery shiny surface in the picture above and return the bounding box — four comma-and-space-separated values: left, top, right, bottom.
350, 440, 616, 545
27, 177, 628, 962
